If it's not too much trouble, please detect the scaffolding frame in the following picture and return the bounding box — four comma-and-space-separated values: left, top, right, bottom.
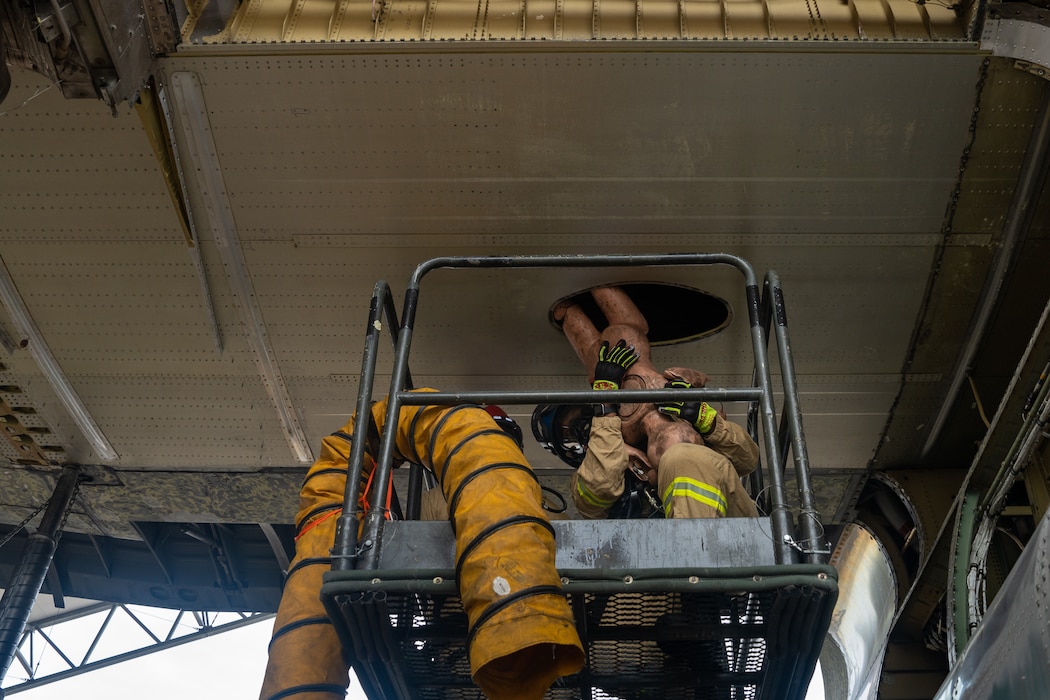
322, 253, 837, 700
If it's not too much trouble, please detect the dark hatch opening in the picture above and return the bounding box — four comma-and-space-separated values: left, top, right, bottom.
550, 282, 732, 345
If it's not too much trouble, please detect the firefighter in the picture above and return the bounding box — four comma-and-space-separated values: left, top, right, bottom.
571, 339, 759, 519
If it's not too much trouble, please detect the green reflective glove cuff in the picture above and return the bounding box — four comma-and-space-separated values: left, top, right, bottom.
696, 402, 716, 435
593, 379, 619, 391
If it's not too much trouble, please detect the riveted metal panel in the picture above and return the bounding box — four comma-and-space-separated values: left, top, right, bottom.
0, 40, 1011, 548
3, 45, 987, 478
201, 0, 963, 41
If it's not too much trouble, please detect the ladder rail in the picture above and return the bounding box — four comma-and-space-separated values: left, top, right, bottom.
347, 253, 811, 569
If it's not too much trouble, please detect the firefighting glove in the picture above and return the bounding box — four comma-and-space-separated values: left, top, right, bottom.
592, 339, 639, 391
657, 380, 717, 435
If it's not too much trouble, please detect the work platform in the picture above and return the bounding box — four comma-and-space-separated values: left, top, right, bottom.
324, 519, 836, 699
319, 254, 838, 700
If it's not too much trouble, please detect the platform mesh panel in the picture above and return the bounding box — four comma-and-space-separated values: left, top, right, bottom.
348, 589, 780, 699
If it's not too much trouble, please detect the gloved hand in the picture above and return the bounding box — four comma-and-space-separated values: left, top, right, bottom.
657, 380, 717, 435
592, 339, 639, 391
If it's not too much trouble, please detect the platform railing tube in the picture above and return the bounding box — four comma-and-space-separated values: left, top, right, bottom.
350, 253, 810, 568
0, 465, 81, 686
332, 281, 391, 571
356, 285, 421, 570
746, 282, 798, 564
767, 271, 826, 564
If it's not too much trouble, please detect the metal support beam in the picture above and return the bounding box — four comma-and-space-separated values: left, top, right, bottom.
0, 465, 81, 685
0, 602, 273, 696
896, 294, 1050, 641
922, 86, 1050, 460
167, 70, 314, 464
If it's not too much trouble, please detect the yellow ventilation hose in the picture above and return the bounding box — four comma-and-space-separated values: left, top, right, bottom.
258, 427, 365, 700
260, 393, 583, 700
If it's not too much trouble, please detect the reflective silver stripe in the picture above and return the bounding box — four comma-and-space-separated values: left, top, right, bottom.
576, 480, 617, 508
662, 477, 727, 515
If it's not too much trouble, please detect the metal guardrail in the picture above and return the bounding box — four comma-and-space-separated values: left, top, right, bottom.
330, 253, 827, 569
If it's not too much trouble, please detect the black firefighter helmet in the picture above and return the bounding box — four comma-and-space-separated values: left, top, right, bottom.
483, 404, 524, 449
531, 404, 594, 468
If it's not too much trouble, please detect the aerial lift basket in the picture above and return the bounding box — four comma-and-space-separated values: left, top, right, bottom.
320, 254, 838, 700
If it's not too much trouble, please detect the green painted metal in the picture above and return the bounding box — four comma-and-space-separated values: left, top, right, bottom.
952, 490, 979, 657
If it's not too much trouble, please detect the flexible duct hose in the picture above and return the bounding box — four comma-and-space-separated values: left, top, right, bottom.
396, 398, 584, 698
260, 394, 583, 700
258, 429, 365, 700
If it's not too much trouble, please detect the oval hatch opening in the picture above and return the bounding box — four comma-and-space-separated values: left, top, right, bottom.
550, 282, 731, 346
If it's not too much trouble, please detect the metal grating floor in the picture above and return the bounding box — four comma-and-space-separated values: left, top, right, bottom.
326, 568, 837, 700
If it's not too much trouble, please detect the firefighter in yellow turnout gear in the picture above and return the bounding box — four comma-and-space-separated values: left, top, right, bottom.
571, 339, 760, 520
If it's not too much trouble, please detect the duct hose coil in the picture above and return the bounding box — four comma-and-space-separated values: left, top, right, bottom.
260, 391, 584, 700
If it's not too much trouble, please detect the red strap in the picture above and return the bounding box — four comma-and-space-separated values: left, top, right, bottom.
358, 467, 394, 521
294, 508, 342, 542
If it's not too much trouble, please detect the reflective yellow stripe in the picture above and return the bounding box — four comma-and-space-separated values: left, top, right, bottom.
576, 480, 617, 508
662, 477, 726, 516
